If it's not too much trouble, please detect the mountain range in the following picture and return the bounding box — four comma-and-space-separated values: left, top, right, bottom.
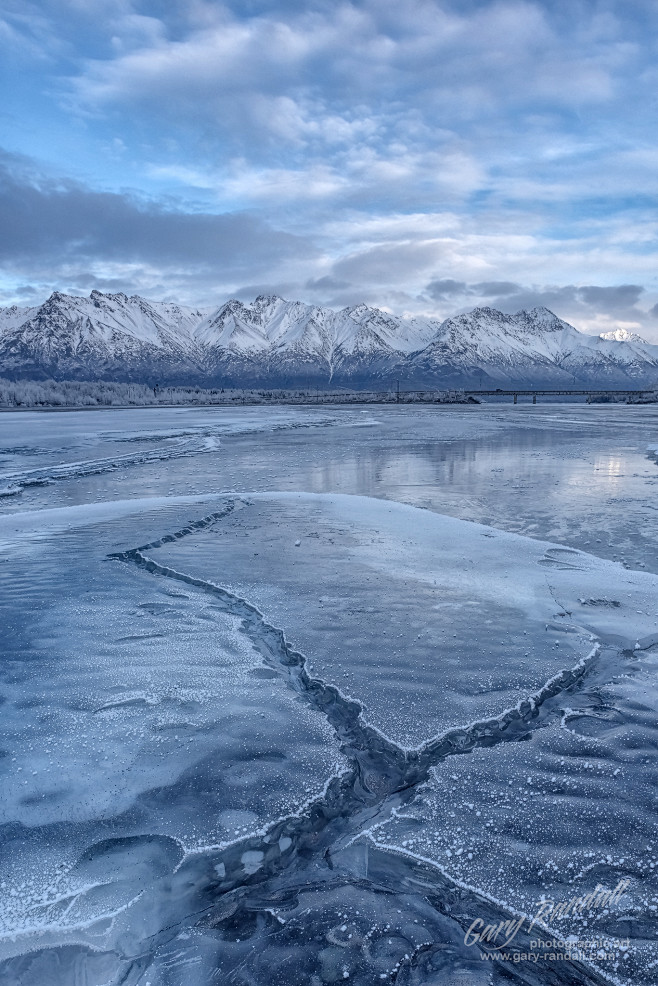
1, 289, 658, 389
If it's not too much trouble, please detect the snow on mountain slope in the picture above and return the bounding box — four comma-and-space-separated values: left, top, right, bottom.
521, 308, 658, 382
1, 291, 658, 388
191, 295, 438, 384
407, 306, 658, 387
195, 296, 436, 356
0, 291, 212, 381
600, 327, 647, 344
0, 304, 38, 336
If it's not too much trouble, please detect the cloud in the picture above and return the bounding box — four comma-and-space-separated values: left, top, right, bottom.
17, 0, 658, 405
491, 286, 580, 313
16, 283, 39, 296
441, 281, 654, 335
67, 1, 631, 134
332, 240, 455, 285
426, 278, 468, 301
2, 3, 658, 339
473, 281, 522, 296
305, 275, 352, 292
495, 284, 648, 322
577, 284, 644, 309
8, 147, 656, 337
0, 151, 312, 297
54, 0, 648, 222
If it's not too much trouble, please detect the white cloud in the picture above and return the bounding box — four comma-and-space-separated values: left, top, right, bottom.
3, 1, 658, 340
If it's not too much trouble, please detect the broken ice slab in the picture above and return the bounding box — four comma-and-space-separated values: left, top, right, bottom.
146, 493, 658, 749
368, 646, 658, 986
0, 509, 346, 962
134, 851, 497, 986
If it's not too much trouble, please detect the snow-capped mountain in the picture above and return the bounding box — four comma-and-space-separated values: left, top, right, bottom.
1, 290, 658, 389
0, 290, 212, 382
406, 307, 658, 387
600, 327, 647, 344
191, 295, 438, 385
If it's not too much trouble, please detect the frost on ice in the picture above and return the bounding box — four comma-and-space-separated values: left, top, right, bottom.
1, 405, 658, 986
147, 492, 658, 748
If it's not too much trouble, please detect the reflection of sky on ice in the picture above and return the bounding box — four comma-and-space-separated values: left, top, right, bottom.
0, 403, 658, 984
4, 406, 658, 571
0, 406, 343, 505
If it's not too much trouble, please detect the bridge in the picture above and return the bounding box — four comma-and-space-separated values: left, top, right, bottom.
461, 388, 655, 403
260, 386, 657, 405
285, 387, 657, 405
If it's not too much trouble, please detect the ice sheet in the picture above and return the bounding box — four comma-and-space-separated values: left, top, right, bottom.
147, 493, 658, 748
0, 406, 341, 499
0, 493, 220, 549
0, 509, 347, 962
2, 404, 658, 985
368, 647, 658, 985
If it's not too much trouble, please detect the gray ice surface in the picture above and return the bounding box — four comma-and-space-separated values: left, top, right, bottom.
1, 403, 658, 985
369, 646, 658, 984
0, 507, 346, 963
146, 491, 658, 748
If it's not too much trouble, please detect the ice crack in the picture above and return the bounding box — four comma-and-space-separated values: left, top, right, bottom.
109, 502, 603, 899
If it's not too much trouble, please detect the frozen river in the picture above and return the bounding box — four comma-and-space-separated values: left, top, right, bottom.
0, 403, 657, 985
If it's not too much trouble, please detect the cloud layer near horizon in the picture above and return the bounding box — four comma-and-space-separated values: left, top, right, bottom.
1, 1, 658, 337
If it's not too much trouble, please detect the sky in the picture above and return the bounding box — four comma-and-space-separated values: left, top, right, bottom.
2, 0, 658, 338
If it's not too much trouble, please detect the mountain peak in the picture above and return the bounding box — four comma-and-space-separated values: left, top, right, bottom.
521, 306, 556, 316
253, 294, 284, 307
513, 307, 566, 333
342, 303, 373, 320
217, 298, 247, 315
469, 306, 511, 318
600, 327, 647, 344
90, 289, 129, 304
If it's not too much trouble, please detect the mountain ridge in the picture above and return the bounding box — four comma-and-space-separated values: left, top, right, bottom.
1, 290, 657, 389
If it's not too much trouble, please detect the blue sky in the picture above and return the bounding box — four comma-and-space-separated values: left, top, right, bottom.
2, 0, 658, 338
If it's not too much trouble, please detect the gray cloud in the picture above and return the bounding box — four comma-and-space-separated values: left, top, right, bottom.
471, 283, 651, 325
305, 275, 352, 292
425, 279, 525, 304
473, 281, 522, 296
332, 241, 448, 284
66, 272, 142, 292
0, 152, 311, 280
578, 284, 644, 309
420, 276, 654, 327
13, 284, 40, 298
492, 286, 580, 313
426, 279, 467, 301
232, 282, 299, 302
